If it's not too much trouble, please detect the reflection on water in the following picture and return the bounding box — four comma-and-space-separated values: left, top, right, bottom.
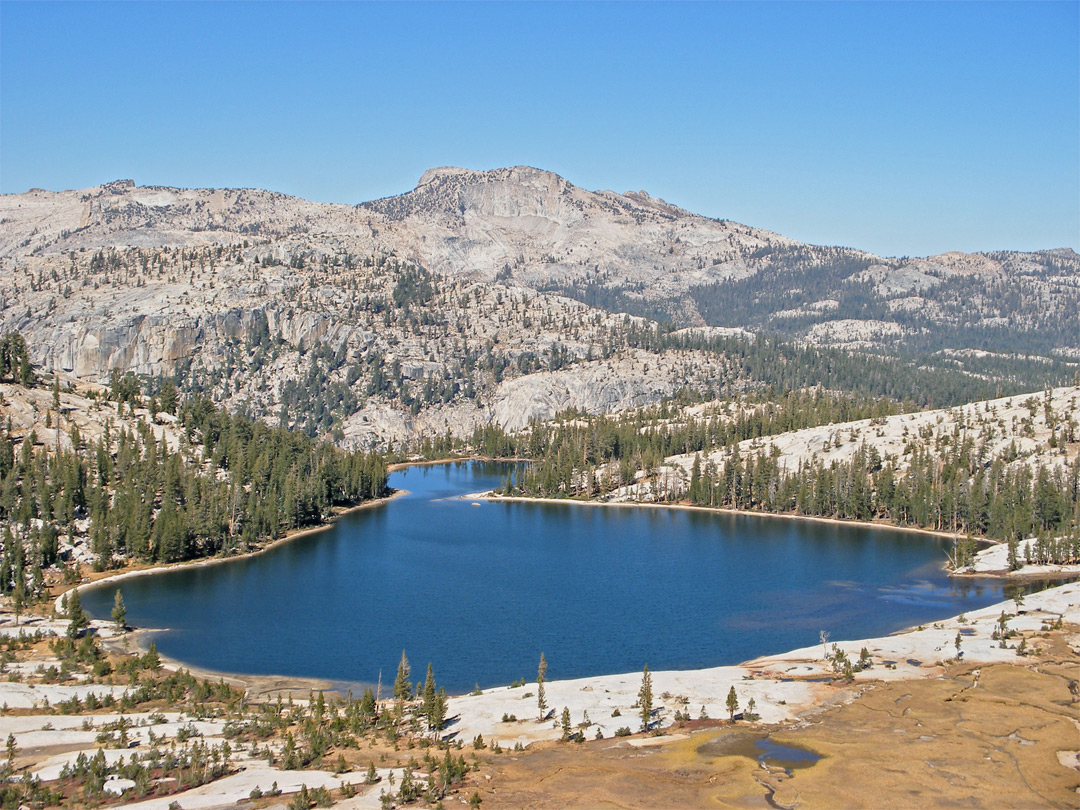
80, 462, 1060, 694
698, 732, 822, 773
755, 736, 822, 769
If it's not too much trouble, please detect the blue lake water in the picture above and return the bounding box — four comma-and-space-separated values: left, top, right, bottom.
83, 461, 1028, 694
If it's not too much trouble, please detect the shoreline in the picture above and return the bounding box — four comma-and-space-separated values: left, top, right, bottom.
17, 576, 1080, 746
99, 626, 360, 701
438, 577, 1080, 749
4, 582, 1076, 810
58, 488, 407, 614
387, 455, 528, 473
475, 490, 1080, 581
51, 460, 1076, 705
388, 456, 467, 472
478, 490, 985, 544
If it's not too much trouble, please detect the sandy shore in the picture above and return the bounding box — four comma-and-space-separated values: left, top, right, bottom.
388, 455, 528, 472
94, 626, 348, 701
388, 456, 466, 472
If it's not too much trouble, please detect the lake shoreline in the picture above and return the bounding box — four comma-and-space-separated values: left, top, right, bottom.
437, 578, 1080, 749
473, 490, 977, 543
88, 575, 1080, 721
66, 461, 1076, 703
474, 490, 1080, 581
98, 625, 359, 701
57, 488, 407, 614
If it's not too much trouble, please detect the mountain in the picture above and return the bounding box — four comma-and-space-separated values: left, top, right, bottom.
5, 167, 1077, 355
0, 167, 1076, 446
0, 167, 791, 293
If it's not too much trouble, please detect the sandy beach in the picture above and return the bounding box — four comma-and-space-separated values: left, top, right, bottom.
476, 490, 979, 541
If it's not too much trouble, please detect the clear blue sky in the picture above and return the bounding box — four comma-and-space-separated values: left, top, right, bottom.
2, 1, 1076, 257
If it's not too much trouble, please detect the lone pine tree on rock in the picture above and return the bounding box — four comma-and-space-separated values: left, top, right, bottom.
537, 651, 548, 721
639, 664, 653, 732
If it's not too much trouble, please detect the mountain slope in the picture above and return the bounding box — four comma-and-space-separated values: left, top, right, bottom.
4, 167, 1076, 358
1, 167, 1077, 448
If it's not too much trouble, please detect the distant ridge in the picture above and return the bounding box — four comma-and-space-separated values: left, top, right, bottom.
1, 166, 1076, 361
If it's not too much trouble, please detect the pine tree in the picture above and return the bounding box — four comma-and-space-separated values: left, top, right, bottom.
143, 641, 161, 670
66, 588, 89, 639
536, 651, 548, 721
638, 664, 653, 732
11, 579, 25, 627
399, 767, 416, 802
726, 686, 739, 721
560, 706, 572, 741
432, 687, 448, 737
689, 453, 703, 503
111, 589, 126, 630
422, 663, 436, 729
393, 650, 412, 701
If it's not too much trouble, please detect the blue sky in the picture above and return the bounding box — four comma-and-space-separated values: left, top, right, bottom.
1, 1, 1076, 257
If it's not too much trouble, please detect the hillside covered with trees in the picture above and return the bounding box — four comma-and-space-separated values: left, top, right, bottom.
0, 342, 387, 613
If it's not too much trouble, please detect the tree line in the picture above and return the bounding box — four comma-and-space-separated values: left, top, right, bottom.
491, 390, 1079, 567
475, 388, 905, 492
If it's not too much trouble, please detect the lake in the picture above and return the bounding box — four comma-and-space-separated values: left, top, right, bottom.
83, 461, 1030, 694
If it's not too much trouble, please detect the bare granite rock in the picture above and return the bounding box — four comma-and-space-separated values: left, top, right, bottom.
1, 166, 1076, 447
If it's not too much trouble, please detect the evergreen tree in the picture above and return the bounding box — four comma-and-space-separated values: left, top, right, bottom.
393, 650, 412, 702
638, 664, 653, 732
726, 686, 740, 721
66, 588, 89, 639
11, 578, 25, 627
432, 687, 448, 737
422, 663, 436, 729
536, 651, 548, 721
111, 589, 127, 630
